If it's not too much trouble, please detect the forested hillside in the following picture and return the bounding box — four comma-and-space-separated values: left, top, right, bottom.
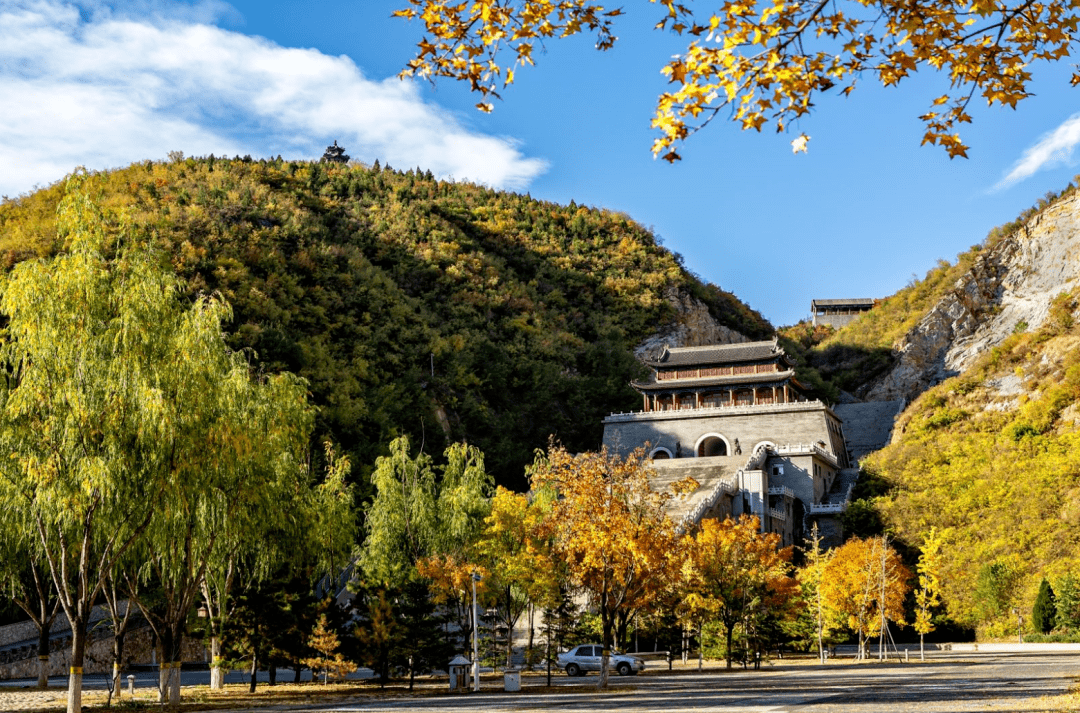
784, 182, 1080, 638
0, 157, 771, 490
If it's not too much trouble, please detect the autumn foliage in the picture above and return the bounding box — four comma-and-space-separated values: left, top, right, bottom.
395, 0, 1078, 159
681, 515, 799, 668
821, 537, 911, 657
528, 445, 682, 686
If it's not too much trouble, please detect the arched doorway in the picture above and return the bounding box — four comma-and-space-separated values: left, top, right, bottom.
695, 434, 729, 457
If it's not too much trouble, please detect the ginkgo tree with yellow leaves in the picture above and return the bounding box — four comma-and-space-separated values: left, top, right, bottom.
395, 0, 1080, 159
821, 536, 911, 659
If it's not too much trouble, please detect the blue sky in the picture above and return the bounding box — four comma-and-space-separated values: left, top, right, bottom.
4, 0, 1080, 326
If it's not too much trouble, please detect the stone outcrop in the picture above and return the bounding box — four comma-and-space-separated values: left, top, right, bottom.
864, 194, 1080, 403
635, 287, 750, 361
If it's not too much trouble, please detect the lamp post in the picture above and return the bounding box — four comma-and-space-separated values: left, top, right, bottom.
472, 572, 481, 692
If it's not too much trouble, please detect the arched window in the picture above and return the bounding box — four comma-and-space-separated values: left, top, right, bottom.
650, 447, 673, 460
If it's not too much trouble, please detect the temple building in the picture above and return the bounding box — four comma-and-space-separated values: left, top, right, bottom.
810, 298, 876, 328
602, 339, 858, 546
320, 141, 350, 164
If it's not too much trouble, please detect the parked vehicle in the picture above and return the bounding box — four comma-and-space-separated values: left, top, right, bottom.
556, 644, 645, 676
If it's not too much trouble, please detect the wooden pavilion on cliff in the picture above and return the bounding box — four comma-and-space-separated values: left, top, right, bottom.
634, 339, 810, 415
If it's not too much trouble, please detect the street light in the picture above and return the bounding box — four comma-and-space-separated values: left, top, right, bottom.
472, 572, 482, 692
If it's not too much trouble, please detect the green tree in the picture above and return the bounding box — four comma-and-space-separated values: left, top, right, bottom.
1054, 573, 1080, 632
361, 437, 491, 588
0, 545, 59, 689
975, 560, 1021, 625
199, 441, 355, 691
1033, 578, 1057, 634
0, 178, 185, 713
359, 437, 492, 682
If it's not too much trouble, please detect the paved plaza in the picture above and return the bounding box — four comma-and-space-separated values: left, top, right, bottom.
2, 651, 1078, 712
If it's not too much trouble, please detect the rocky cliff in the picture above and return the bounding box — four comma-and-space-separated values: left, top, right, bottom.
635, 287, 752, 361
864, 193, 1080, 403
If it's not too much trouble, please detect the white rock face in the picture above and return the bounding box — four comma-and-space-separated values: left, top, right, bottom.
866, 194, 1080, 402
635, 287, 750, 360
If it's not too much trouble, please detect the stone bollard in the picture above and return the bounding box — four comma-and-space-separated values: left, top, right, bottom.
904, 650, 909, 663
127, 675, 136, 696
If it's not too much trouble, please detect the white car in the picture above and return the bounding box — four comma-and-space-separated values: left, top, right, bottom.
556, 644, 645, 676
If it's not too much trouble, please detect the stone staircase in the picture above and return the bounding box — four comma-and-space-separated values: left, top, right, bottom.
832, 400, 905, 461
649, 456, 743, 523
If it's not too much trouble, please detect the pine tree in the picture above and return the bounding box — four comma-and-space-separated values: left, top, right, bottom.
303, 613, 356, 684
1033, 579, 1057, 634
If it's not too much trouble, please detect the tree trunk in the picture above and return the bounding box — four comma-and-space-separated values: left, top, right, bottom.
505, 585, 514, 669
526, 603, 534, 670
725, 622, 734, 669
37, 625, 50, 689
210, 637, 224, 689
920, 633, 925, 661
698, 623, 703, 671
598, 606, 611, 690
269, 664, 277, 686
249, 638, 260, 693
66, 625, 86, 713
111, 628, 125, 700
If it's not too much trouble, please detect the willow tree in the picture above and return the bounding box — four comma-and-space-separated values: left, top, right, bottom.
199, 442, 356, 692
0, 527, 59, 689
360, 437, 491, 682
0, 174, 336, 712
124, 361, 321, 706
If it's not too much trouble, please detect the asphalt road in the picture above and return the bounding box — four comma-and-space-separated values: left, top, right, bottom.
266, 653, 1080, 713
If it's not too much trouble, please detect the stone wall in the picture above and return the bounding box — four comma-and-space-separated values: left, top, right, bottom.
0, 624, 207, 680
603, 401, 839, 463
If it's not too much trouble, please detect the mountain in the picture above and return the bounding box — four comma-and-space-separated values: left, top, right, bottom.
0, 157, 772, 490
792, 182, 1080, 637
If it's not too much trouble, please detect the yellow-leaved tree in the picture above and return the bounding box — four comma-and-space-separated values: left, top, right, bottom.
821, 536, 911, 659
914, 527, 945, 660
681, 515, 799, 669
528, 445, 682, 688
394, 0, 1078, 159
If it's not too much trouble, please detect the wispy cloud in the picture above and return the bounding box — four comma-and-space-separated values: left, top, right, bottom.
996, 114, 1080, 190
0, 0, 547, 198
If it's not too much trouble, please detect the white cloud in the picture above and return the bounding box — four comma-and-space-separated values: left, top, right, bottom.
0, 0, 547, 198
996, 114, 1080, 190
